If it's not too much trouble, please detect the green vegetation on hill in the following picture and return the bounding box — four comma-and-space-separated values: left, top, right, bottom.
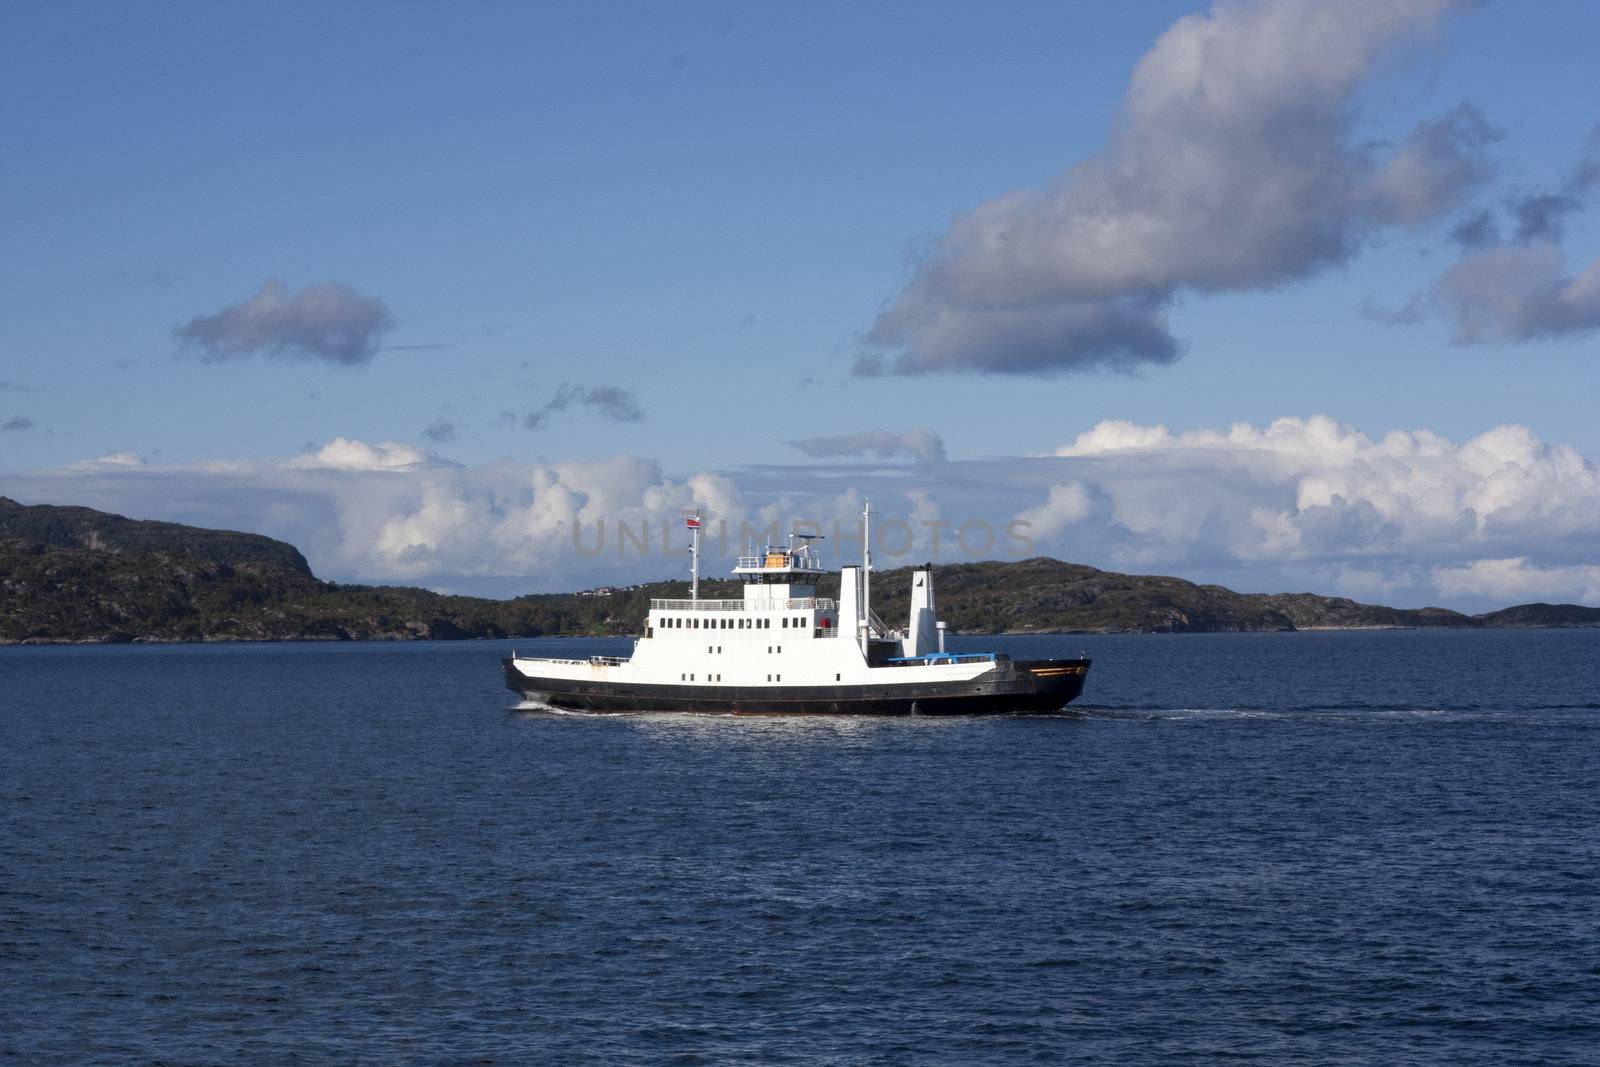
0, 497, 312, 577
1, 498, 1596, 643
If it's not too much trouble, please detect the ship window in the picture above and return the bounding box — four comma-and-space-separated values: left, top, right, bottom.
717, 646, 722, 653
781, 618, 788, 628
836, 674, 841, 681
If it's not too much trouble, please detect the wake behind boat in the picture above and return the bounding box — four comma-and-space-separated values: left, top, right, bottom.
503, 503, 1090, 715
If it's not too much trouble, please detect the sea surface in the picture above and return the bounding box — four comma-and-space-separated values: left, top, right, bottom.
3, 630, 1598, 1064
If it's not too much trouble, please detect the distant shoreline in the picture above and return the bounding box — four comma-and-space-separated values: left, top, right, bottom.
7, 624, 1599, 649
5, 498, 1597, 644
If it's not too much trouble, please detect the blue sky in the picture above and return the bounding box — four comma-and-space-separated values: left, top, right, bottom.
3, 1, 1599, 608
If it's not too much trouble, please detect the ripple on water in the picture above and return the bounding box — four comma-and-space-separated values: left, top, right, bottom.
2, 631, 1598, 1063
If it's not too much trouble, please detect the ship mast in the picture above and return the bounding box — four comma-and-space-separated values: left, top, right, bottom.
682, 507, 702, 602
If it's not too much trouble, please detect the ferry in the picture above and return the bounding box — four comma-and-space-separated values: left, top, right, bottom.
503, 503, 1091, 714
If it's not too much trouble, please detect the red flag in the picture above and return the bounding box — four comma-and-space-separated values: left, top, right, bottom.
685, 517, 701, 529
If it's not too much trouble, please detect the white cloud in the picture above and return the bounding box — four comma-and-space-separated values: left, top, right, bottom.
5, 416, 1598, 609
1433, 558, 1600, 606
865, 0, 1483, 375
1015, 483, 1093, 543
292, 437, 443, 471
1049, 416, 1600, 568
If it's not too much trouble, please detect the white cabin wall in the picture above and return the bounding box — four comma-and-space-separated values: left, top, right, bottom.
839, 565, 862, 640
902, 565, 938, 657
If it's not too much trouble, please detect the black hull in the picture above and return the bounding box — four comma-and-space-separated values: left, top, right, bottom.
503, 657, 1090, 715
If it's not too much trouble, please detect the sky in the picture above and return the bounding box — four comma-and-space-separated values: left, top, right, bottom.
3, 0, 1599, 609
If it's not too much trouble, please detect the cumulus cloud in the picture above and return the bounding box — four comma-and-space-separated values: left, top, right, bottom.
1433, 558, 1600, 607
1015, 483, 1094, 542
521, 383, 645, 430
787, 428, 946, 464
864, 0, 1479, 376
2, 416, 34, 432
6, 416, 1598, 608
1046, 417, 1600, 586
176, 280, 396, 366
291, 437, 445, 472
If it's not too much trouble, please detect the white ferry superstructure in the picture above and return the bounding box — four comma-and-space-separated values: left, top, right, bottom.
503, 503, 1090, 714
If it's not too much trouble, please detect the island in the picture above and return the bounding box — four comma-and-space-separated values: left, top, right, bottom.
2, 497, 1596, 644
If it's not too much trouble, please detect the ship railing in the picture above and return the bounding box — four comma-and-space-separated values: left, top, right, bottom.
734, 555, 825, 571
649, 597, 838, 612
865, 608, 899, 639
589, 655, 627, 666
883, 652, 997, 667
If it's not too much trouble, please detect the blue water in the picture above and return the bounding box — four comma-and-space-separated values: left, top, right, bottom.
3, 630, 1598, 1064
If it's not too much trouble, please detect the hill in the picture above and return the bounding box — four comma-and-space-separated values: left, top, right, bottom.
1474, 602, 1600, 628
0, 497, 312, 577
1, 499, 1596, 643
